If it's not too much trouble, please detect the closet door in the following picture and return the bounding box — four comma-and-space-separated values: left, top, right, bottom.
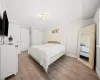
33, 29, 43, 45
8, 23, 21, 54
20, 27, 30, 51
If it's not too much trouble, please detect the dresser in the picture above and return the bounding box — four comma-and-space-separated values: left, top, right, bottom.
0, 45, 18, 80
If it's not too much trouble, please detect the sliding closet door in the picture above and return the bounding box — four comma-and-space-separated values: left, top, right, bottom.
31, 29, 43, 45
34, 29, 43, 45
20, 27, 30, 51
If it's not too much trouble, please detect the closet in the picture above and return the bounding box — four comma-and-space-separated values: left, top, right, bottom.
20, 27, 30, 51
31, 28, 43, 45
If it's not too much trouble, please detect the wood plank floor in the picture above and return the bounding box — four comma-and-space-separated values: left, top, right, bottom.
6, 51, 99, 80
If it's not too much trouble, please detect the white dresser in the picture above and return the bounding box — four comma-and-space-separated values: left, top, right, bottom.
0, 45, 18, 80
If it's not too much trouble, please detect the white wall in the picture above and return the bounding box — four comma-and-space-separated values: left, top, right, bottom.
0, 0, 1, 79
9, 22, 31, 52
94, 8, 99, 45
43, 19, 93, 57
0, 21, 30, 53
94, 7, 100, 78
0, 0, 2, 43
0, 0, 1, 14
8, 22, 21, 53
0, 0, 2, 79
0, 0, 6, 17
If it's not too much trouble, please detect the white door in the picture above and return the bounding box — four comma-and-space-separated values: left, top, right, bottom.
33, 29, 43, 45
20, 27, 30, 51
8, 23, 21, 54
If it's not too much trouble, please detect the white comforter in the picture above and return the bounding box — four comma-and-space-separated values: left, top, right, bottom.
81, 46, 90, 53
28, 43, 65, 72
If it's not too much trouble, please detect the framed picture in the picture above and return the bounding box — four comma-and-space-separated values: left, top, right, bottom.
52, 28, 59, 34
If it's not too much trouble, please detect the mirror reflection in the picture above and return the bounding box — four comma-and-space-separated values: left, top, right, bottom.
80, 31, 90, 62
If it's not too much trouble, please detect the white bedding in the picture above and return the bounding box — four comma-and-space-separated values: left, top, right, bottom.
81, 46, 90, 53
28, 43, 65, 72
80, 52, 89, 57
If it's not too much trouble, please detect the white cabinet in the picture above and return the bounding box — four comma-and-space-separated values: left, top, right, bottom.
0, 45, 18, 80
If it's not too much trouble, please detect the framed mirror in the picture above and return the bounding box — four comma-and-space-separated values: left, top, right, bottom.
78, 24, 95, 70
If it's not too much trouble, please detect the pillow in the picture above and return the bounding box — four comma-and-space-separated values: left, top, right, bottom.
80, 43, 86, 46
48, 41, 61, 44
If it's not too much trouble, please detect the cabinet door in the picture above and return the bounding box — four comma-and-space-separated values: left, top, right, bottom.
1, 45, 17, 78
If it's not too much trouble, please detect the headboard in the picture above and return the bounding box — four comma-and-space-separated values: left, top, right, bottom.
48, 34, 67, 45
48, 41, 61, 44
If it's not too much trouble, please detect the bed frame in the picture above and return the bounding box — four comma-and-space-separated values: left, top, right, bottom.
49, 50, 66, 65
29, 41, 66, 72
29, 50, 66, 72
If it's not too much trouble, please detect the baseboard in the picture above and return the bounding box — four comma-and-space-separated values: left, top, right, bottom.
96, 67, 100, 79
66, 53, 77, 58
21, 50, 28, 53
18, 52, 21, 54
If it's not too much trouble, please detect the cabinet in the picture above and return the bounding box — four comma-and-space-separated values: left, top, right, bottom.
0, 45, 18, 80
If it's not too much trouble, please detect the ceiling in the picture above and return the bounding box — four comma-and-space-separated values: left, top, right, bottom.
2, 0, 100, 28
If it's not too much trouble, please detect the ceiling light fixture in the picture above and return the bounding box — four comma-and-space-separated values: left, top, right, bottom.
40, 13, 47, 20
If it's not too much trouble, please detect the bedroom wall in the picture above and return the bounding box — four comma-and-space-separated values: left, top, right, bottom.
0, 0, 1, 14
94, 8, 100, 45
0, 0, 3, 44
94, 7, 100, 79
0, 1, 1, 79
43, 19, 93, 57
0, 0, 30, 46
0, 21, 30, 54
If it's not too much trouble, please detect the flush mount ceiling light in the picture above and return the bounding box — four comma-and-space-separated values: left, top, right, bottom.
40, 13, 47, 20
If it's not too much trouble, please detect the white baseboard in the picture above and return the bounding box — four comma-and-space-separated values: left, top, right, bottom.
96, 67, 100, 79
66, 53, 77, 58
18, 51, 21, 54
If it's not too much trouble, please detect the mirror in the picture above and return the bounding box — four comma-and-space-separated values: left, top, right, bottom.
78, 24, 95, 70
80, 34, 90, 62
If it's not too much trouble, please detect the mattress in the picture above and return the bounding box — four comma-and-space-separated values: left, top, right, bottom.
80, 46, 90, 53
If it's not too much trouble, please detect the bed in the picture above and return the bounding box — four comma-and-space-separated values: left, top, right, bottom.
28, 41, 66, 72
80, 44, 90, 57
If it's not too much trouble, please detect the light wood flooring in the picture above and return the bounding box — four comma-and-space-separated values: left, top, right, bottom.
6, 51, 99, 80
